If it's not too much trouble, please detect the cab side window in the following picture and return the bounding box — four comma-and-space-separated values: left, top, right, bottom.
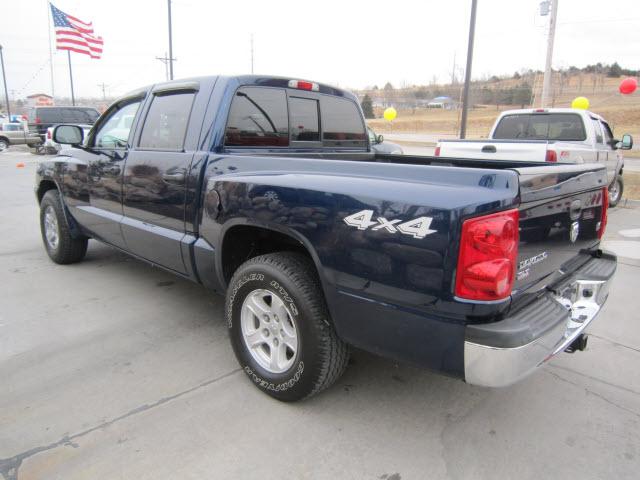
601, 121, 615, 149
591, 118, 603, 144
93, 101, 141, 149
138, 92, 195, 151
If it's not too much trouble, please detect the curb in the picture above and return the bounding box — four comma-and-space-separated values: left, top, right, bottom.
621, 198, 640, 208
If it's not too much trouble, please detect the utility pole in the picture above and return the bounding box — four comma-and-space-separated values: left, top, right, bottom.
250, 34, 254, 74
540, 0, 558, 107
167, 0, 174, 80
0, 45, 11, 119
97, 82, 108, 100
459, 0, 477, 139
451, 51, 457, 85
156, 53, 176, 81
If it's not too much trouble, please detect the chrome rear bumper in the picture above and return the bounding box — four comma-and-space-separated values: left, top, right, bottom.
464, 252, 616, 388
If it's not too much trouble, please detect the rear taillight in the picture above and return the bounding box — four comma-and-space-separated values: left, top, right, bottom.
598, 187, 608, 239
434, 145, 441, 156
455, 209, 519, 301
545, 149, 557, 162
35, 117, 41, 124
47, 129, 52, 139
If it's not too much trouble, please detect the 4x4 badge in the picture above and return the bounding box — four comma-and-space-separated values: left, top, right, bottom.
343, 209, 436, 239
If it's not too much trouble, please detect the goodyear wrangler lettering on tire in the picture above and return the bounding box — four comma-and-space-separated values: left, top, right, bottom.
226, 273, 264, 327
226, 252, 349, 401
244, 362, 305, 392
269, 280, 299, 316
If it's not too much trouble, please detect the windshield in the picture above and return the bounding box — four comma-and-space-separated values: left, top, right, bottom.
493, 113, 587, 141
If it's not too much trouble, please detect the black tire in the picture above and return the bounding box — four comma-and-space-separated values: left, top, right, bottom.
39, 190, 88, 264
0, 138, 9, 152
608, 176, 623, 208
226, 252, 349, 401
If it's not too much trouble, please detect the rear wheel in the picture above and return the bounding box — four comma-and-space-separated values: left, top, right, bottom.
40, 190, 88, 264
0, 138, 9, 152
226, 252, 349, 401
609, 176, 624, 207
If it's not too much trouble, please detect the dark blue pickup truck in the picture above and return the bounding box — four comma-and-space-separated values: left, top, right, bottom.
36, 75, 616, 401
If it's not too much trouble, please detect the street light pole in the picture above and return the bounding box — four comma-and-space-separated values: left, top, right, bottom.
167, 0, 174, 80
0, 45, 10, 119
540, 0, 558, 107
459, 0, 477, 139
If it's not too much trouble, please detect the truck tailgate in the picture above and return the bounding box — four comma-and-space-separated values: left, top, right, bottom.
438, 139, 549, 161
511, 163, 608, 308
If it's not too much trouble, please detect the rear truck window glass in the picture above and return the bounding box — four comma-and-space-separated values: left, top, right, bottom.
321, 96, 366, 147
36, 108, 63, 123
32, 107, 99, 124
493, 113, 587, 141
289, 97, 320, 142
138, 92, 195, 151
225, 87, 289, 147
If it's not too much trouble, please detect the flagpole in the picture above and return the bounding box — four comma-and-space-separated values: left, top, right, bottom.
47, 0, 55, 98
67, 51, 75, 105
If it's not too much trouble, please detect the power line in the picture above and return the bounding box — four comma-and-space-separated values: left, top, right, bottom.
156, 53, 177, 81
97, 82, 109, 100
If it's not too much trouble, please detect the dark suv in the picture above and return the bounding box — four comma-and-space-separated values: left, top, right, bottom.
27, 106, 100, 141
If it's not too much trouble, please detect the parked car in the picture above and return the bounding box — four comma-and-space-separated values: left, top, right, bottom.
27, 106, 100, 145
367, 126, 403, 154
435, 108, 633, 206
0, 122, 42, 152
43, 124, 93, 154
37, 75, 615, 401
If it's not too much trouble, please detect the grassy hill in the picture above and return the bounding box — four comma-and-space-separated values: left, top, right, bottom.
363, 73, 640, 140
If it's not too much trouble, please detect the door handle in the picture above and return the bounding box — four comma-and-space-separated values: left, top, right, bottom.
162, 172, 185, 183
481, 145, 497, 153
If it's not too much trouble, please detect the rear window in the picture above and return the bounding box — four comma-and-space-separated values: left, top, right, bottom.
225, 87, 289, 147
31, 107, 99, 124
290, 97, 320, 142
321, 96, 366, 147
493, 113, 587, 141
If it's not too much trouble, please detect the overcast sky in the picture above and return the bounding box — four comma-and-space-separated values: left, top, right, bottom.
2, 0, 639, 100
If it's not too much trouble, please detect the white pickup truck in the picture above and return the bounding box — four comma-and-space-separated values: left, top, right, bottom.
435, 108, 634, 206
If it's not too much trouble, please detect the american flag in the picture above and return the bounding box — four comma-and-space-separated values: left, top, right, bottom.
50, 3, 103, 59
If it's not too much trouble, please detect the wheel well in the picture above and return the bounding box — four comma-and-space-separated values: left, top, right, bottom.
0, 136, 9, 144
37, 180, 58, 203
221, 225, 312, 283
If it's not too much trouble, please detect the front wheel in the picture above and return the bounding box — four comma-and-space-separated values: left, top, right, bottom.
0, 139, 9, 152
609, 176, 624, 207
226, 252, 349, 401
40, 190, 88, 264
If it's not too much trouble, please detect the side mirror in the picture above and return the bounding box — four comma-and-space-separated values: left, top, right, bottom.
376, 134, 384, 144
53, 125, 84, 145
618, 133, 633, 150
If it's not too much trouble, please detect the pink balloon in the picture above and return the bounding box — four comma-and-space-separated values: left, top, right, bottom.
619, 77, 637, 95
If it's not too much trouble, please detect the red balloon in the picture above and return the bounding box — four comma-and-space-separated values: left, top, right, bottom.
619, 77, 638, 95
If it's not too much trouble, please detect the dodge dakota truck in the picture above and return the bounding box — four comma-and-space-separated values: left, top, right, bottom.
435, 108, 633, 206
36, 75, 616, 401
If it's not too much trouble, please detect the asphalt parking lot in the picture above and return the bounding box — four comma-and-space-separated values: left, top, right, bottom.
1, 149, 639, 480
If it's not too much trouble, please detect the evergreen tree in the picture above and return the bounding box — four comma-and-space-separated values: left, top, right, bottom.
361, 94, 375, 119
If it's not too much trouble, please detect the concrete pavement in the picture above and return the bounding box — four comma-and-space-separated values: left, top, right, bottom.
1, 150, 639, 480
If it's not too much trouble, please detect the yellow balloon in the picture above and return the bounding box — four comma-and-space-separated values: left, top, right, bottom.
571, 97, 590, 110
383, 107, 397, 121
